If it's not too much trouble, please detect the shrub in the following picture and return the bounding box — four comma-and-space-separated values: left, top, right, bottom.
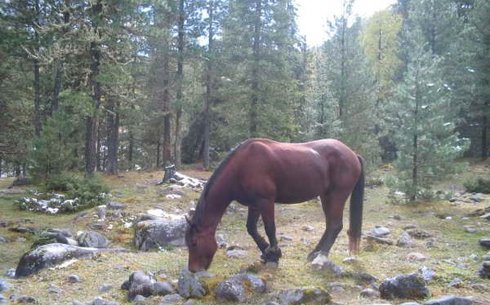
464, 177, 490, 194
17, 173, 110, 213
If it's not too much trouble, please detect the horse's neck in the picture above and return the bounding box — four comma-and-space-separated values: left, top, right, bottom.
197, 183, 232, 234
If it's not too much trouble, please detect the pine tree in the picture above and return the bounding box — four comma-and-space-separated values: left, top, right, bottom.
386, 30, 468, 202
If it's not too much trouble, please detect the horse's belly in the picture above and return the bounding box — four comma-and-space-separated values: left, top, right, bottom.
275, 182, 324, 203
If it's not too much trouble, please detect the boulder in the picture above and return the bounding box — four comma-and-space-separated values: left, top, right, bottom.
379, 273, 430, 300
407, 252, 428, 261
158, 293, 184, 304
419, 266, 436, 281
406, 229, 433, 239
215, 274, 266, 302
370, 226, 391, 237
15, 243, 127, 277
397, 231, 415, 248
88, 297, 120, 305
479, 238, 490, 248
153, 281, 175, 296
0, 279, 9, 292
134, 217, 187, 251
121, 271, 155, 300
478, 261, 490, 279
107, 201, 127, 210
310, 254, 343, 276
359, 288, 380, 298
77, 231, 110, 248
424, 295, 474, 305
273, 287, 331, 305
177, 269, 210, 299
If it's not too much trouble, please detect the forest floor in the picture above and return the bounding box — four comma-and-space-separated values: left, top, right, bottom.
0, 161, 489, 305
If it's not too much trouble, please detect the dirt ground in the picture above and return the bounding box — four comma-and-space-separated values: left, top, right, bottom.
0, 162, 489, 305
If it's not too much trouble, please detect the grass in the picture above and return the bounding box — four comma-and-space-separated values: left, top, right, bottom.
0, 162, 489, 304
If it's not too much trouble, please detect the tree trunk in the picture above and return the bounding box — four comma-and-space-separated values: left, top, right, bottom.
51, 7, 70, 115
162, 44, 172, 167
203, 0, 215, 170
411, 69, 421, 202
174, 0, 185, 169
128, 130, 134, 170
482, 114, 488, 159
250, 0, 262, 137
106, 97, 119, 175
33, 0, 42, 136
85, 1, 102, 177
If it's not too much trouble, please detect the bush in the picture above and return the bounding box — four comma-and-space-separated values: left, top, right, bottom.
17, 173, 110, 213
464, 177, 490, 194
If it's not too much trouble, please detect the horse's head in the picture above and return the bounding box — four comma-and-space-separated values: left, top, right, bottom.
185, 217, 218, 272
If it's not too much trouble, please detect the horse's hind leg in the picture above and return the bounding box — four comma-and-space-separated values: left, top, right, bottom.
246, 207, 269, 257
308, 191, 349, 261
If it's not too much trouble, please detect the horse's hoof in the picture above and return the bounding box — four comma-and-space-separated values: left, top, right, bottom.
307, 251, 320, 262
264, 246, 282, 262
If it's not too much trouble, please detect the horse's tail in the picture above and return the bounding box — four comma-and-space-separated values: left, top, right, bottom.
349, 155, 365, 254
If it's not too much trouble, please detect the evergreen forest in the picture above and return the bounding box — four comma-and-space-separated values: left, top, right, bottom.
1, 0, 489, 202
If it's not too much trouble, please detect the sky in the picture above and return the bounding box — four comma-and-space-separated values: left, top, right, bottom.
294, 0, 396, 46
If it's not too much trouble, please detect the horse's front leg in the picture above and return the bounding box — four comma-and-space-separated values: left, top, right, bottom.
246, 207, 269, 258
260, 200, 282, 263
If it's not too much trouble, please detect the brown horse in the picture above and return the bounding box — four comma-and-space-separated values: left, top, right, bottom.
185, 138, 364, 272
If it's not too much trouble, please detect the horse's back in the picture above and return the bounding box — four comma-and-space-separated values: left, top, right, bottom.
232, 138, 360, 203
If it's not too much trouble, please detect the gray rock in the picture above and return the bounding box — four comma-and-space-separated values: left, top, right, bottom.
448, 278, 463, 288
134, 218, 187, 251
15, 243, 127, 277
479, 238, 490, 248
68, 274, 81, 283
0, 236, 7, 243
226, 248, 248, 258
158, 293, 183, 305
463, 226, 477, 233
121, 271, 155, 300
424, 295, 474, 305
397, 231, 415, 248
0, 294, 6, 304
177, 269, 208, 299
407, 252, 428, 261
366, 235, 394, 245
153, 281, 175, 296
360, 288, 379, 298
89, 297, 120, 305
78, 231, 110, 248
216, 233, 227, 248
0, 279, 9, 292
133, 295, 146, 302
311, 254, 343, 276
5, 269, 15, 278
215, 273, 267, 302
107, 201, 127, 210
419, 266, 436, 281
400, 302, 421, 305
379, 273, 430, 300
406, 228, 432, 239
478, 261, 490, 279
99, 284, 113, 292
97, 206, 107, 219
215, 279, 246, 302
16, 296, 36, 303
370, 226, 391, 237
48, 284, 62, 294
274, 287, 331, 305
480, 213, 490, 220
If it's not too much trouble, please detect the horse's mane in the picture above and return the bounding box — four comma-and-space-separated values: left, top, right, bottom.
192, 140, 248, 226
